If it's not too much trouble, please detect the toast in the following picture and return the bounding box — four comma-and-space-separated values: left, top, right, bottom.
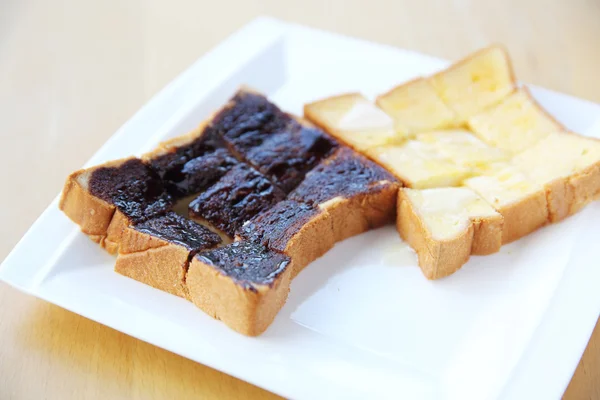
304, 93, 399, 151
289, 147, 399, 245
367, 141, 472, 189
237, 200, 335, 277
513, 132, 600, 221
376, 77, 458, 136
397, 187, 503, 279
429, 45, 516, 121
415, 129, 511, 172
115, 212, 222, 298
187, 241, 292, 336
464, 163, 549, 243
59, 158, 173, 254
468, 87, 565, 153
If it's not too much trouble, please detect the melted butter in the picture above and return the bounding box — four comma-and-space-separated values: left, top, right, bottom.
381, 240, 417, 267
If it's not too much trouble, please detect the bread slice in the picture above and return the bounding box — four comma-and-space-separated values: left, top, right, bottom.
237, 200, 335, 277
397, 187, 503, 279
464, 163, 549, 243
467, 88, 565, 153
289, 147, 399, 244
429, 45, 516, 121
187, 241, 292, 336
513, 132, 600, 222
376, 78, 458, 136
367, 141, 472, 189
115, 212, 222, 298
415, 129, 511, 172
59, 158, 173, 254
304, 93, 399, 152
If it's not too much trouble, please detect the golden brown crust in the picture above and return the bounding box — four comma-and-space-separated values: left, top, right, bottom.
396, 189, 503, 279
568, 161, 600, 215
396, 193, 472, 279
115, 242, 190, 299
283, 210, 336, 278
59, 170, 116, 237
319, 182, 398, 244
545, 160, 600, 222
186, 257, 292, 336
59, 158, 138, 251
471, 214, 503, 255
499, 191, 549, 243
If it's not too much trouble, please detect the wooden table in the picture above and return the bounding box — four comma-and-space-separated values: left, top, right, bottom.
1, 0, 599, 398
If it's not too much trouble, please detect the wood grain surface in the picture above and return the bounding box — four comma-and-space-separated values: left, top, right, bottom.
1, 0, 599, 399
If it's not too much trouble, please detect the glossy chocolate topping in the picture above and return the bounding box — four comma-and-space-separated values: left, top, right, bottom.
176, 148, 238, 196
89, 158, 172, 221
148, 129, 223, 198
237, 200, 320, 253
289, 147, 398, 205
208, 91, 289, 155
244, 124, 336, 193
188, 164, 285, 237
195, 241, 290, 290
133, 212, 221, 252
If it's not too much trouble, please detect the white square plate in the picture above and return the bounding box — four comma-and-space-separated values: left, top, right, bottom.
2, 17, 600, 400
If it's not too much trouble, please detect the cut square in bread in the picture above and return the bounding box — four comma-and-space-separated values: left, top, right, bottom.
188, 163, 285, 238
376, 78, 458, 136
289, 147, 399, 243
187, 241, 292, 336
59, 157, 173, 254
367, 141, 472, 189
242, 122, 336, 193
304, 93, 399, 151
145, 137, 238, 199
513, 132, 600, 222
415, 129, 511, 171
464, 163, 549, 243
207, 88, 291, 157
203, 88, 336, 194
467, 88, 565, 153
142, 119, 225, 199
115, 212, 222, 298
397, 187, 503, 279
429, 45, 516, 121
237, 200, 335, 277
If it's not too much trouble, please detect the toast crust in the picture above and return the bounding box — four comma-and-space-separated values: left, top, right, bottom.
498, 191, 549, 243
59, 158, 136, 252
397, 194, 472, 279
283, 208, 335, 278
115, 243, 191, 299
319, 182, 398, 243
187, 256, 292, 336
396, 188, 503, 279
545, 160, 600, 222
